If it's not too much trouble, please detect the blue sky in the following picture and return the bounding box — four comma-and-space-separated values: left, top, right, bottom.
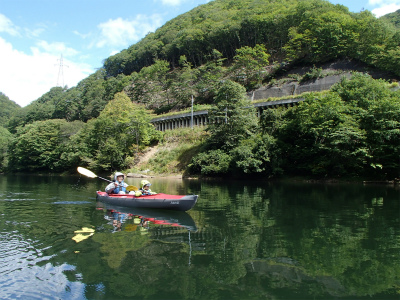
1, 0, 399, 107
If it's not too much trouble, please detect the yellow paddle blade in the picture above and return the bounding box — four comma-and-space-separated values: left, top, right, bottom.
74, 227, 95, 233
126, 185, 138, 192
72, 227, 95, 243
72, 233, 94, 243
77, 167, 97, 178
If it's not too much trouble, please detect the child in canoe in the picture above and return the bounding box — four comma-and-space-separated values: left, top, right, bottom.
138, 180, 157, 196
105, 172, 131, 194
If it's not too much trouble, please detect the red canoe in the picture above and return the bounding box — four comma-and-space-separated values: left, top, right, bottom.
96, 191, 198, 211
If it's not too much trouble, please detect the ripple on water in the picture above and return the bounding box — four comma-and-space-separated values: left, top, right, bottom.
2, 198, 38, 202
0, 232, 85, 299
52, 201, 92, 205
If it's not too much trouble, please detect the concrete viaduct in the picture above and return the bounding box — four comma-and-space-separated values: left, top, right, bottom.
149, 72, 356, 131
150, 97, 304, 131
149, 64, 399, 131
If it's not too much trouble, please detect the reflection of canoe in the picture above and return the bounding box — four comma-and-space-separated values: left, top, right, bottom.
96, 191, 198, 211
96, 202, 197, 231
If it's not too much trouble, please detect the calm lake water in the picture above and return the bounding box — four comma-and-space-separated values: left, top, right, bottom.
0, 174, 399, 300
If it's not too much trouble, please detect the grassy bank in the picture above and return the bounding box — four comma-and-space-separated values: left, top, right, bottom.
126, 127, 209, 176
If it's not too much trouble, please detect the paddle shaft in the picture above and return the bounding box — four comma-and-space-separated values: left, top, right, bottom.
97, 175, 114, 184
97, 175, 128, 189
97, 175, 137, 191
77, 167, 136, 191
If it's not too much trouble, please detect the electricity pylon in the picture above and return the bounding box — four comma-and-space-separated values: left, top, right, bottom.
56, 54, 68, 87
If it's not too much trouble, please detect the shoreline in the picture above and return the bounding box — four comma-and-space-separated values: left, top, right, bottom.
125, 172, 400, 185
1, 172, 399, 185
126, 172, 183, 179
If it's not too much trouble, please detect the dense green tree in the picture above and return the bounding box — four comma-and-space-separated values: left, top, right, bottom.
256, 74, 400, 179
65, 92, 161, 171
103, 49, 132, 78
7, 87, 65, 132
104, 73, 133, 102
284, 9, 358, 63
230, 44, 270, 88
278, 93, 368, 177
194, 49, 226, 104
188, 149, 232, 175
207, 80, 258, 150
258, 107, 288, 175
9, 119, 73, 171
126, 60, 171, 110
0, 126, 12, 171
0, 92, 20, 128
331, 74, 400, 178
371, 44, 400, 76
53, 86, 82, 121
169, 56, 198, 109
189, 80, 260, 176
78, 70, 107, 121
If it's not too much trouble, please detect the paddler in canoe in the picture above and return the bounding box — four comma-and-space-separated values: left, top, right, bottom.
105, 172, 135, 195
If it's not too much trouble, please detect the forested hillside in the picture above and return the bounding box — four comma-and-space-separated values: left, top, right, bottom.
380, 8, 400, 28
7, 0, 400, 130
1, 0, 400, 179
104, 0, 400, 77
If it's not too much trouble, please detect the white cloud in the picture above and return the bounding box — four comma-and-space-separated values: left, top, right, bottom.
94, 14, 163, 48
159, 0, 210, 6
73, 30, 91, 39
34, 40, 79, 57
369, 0, 400, 5
372, 3, 400, 16
0, 13, 20, 36
161, 0, 186, 5
0, 37, 93, 107
24, 27, 45, 38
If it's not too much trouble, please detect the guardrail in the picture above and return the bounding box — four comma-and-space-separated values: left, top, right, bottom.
150, 97, 304, 131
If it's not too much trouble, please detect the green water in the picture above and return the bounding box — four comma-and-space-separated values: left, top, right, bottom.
0, 174, 399, 300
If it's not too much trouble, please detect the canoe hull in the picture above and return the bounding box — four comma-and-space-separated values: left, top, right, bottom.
96, 191, 198, 211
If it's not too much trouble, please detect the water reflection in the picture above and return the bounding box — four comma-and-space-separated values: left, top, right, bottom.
0, 174, 399, 299
97, 201, 198, 232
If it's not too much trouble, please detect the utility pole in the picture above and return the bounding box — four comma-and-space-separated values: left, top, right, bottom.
191, 95, 194, 129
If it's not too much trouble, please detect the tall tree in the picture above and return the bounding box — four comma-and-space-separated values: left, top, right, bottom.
126, 60, 170, 109
230, 44, 270, 88
68, 92, 161, 171
207, 80, 258, 150
195, 49, 226, 103
169, 55, 198, 109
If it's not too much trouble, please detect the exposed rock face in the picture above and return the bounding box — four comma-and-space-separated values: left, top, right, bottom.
248, 58, 398, 101
249, 74, 352, 100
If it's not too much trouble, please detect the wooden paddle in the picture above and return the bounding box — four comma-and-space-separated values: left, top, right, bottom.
77, 167, 138, 191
